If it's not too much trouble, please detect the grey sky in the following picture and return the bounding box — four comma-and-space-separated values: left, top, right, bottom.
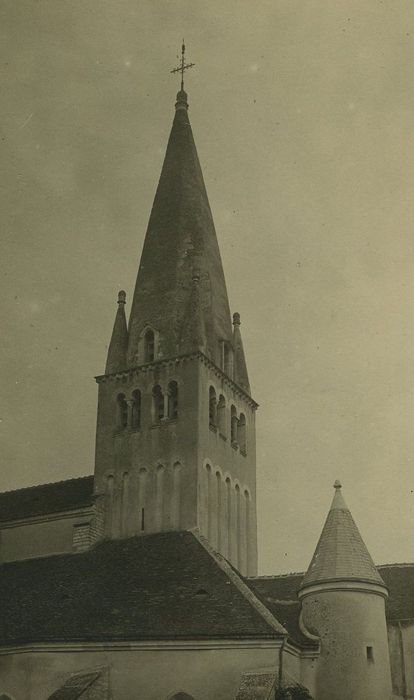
1, 0, 414, 574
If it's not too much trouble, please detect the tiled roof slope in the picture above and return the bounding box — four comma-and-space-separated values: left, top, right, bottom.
0, 531, 286, 645
379, 564, 414, 621
247, 575, 317, 649
248, 562, 414, 644
48, 670, 102, 700
0, 475, 94, 523
249, 573, 304, 602
301, 484, 385, 588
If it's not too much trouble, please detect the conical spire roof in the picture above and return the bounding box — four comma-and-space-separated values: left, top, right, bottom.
178, 268, 206, 352
127, 90, 233, 369
105, 291, 128, 374
301, 481, 385, 590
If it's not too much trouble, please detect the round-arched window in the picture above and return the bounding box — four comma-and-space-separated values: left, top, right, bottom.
144, 328, 155, 362
117, 393, 128, 429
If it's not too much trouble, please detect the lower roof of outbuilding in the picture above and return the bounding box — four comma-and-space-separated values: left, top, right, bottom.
248, 562, 414, 644
379, 563, 414, 622
246, 574, 316, 648
0, 475, 94, 523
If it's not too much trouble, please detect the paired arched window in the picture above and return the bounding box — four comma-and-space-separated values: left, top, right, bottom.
231, 405, 238, 444
208, 393, 247, 452
217, 394, 226, 435
117, 393, 128, 429
168, 381, 178, 419
116, 382, 179, 429
153, 382, 179, 422
144, 328, 155, 363
131, 389, 141, 429
238, 413, 246, 453
153, 384, 164, 422
209, 386, 217, 428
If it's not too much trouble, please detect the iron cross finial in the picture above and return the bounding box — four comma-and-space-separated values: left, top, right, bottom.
170, 40, 195, 91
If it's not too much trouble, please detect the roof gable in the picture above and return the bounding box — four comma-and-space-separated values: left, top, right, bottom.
0, 531, 286, 645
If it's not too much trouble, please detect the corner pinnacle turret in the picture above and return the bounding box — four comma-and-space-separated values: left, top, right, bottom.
105, 290, 128, 374
232, 312, 250, 393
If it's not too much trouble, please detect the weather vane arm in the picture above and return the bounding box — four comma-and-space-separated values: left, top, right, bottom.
170, 40, 195, 91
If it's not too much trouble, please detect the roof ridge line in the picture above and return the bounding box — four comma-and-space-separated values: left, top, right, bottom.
378, 562, 414, 568
247, 572, 305, 580
0, 474, 93, 496
190, 529, 288, 638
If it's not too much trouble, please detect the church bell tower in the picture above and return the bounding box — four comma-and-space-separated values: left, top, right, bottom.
93, 52, 257, 576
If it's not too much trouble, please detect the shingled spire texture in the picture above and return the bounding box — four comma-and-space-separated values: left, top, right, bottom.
301, 487, 385, 588
127, 92, 233, 368
179, 276, 206, 353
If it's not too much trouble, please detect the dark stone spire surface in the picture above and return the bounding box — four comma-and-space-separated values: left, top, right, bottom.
105, 291, 128, 374
178, 269, 206, 353
127, 90, 233, 368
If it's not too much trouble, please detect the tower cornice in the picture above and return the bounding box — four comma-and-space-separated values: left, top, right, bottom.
95, 350, 258, 409
298, 578, 389, 600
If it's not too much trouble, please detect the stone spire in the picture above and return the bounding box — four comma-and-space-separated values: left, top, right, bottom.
126, 89, 233, 369
301, 481, 386, 590
179, 267, 206, 352
105, 291, 128, 374
232, 312, 250, 393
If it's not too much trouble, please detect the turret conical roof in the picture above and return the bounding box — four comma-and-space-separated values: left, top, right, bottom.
127, 90, 233, 369
301, 481, 385, 590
